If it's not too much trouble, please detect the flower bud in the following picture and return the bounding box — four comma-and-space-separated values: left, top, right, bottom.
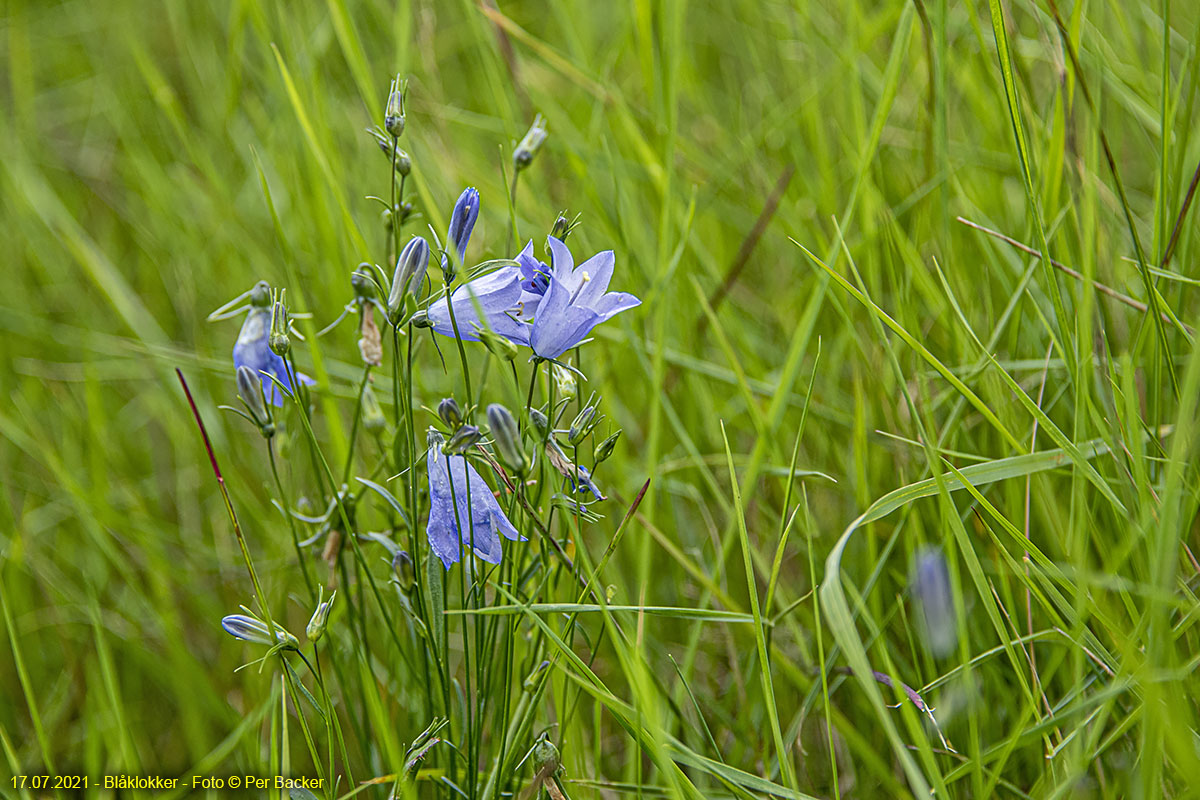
351, 265, 375, 302
550, 211, 579, 241
392, 550, 416, 593
362, 386, 386, 433
384, 78, 406, 138
392, 147, 411, 176
438, 397, 463, 430
236, 365, 271, 431
248, 280, 272, 308
441, 187, 479, 281
529, 408, 550, 438
532, 733, 561, 776
512, 114, 547, 171
593, 430, 621, 464
221, 612, 299, 649
388, 236, 431, 322
552, 363, 576, 401
567, 406, 596, 445
479, 328, 519, 361
442, 424, 482, 455
523, 660, 550, 692
306, 588, 336, 643
269, 290, 290, 356
487, 403, 529, 477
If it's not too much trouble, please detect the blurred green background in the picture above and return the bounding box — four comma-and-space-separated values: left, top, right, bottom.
3, 0, 1200, 796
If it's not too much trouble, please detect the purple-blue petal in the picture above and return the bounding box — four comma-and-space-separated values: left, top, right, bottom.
425, 444, 523, 568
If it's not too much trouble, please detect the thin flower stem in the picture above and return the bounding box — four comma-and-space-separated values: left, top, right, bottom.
176, 370, 277, 639
444, 283, 475, 417
268, 439, 316, 600
341, 363, 373, 485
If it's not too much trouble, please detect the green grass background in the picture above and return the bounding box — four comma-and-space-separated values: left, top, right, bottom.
3, 0, 1200, 797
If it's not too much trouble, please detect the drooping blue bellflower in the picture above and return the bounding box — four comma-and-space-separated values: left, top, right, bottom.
425, 429, 524, 568
232, 286, 314, 406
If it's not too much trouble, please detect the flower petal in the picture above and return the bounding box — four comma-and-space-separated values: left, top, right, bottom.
547, 236, 575, 282
530, 273, 603, 360
571, 250, 616, 307
426, 267, 529, 344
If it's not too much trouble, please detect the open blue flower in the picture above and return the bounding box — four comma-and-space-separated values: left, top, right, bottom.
424, 238, 638, 360
529, 237, 640, 360
425, 263, 540, 345
426, 431, 524, 568
233, 307, 314, 406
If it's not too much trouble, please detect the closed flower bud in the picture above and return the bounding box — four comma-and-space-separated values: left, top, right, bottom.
237, 365, 271, 430
523, 660, 550, 692
269, 291, 290, 356
487, 403, 529, 477
532, 733, 561, 776
389, 236, 431, 322
221, 612, 299, 649
306, 588, 336, 643
438, 397, 463, 430
479, 328, 519, 361
393, 147, 411, 176
512, 114, 547, 171
443, 424, 482, 455
529, 408, 550, 437
362, 386, 386, 433
248, 280, 272, 308
441, 187, 479, 282
550, 211, 579, 241
384, 78, 406, 138
552, 363, 576, 401
351, 265, 376, 301
594, 430, 621, 464
392, 550, 416, 593
568, 406, 596, 445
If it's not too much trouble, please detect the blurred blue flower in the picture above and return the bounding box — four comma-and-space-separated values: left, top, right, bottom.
233, 307, 314, 406
529, 237, 640, 360
912, 547, 957, 658
440, 187, 480, 279
426, 430, 524, 568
